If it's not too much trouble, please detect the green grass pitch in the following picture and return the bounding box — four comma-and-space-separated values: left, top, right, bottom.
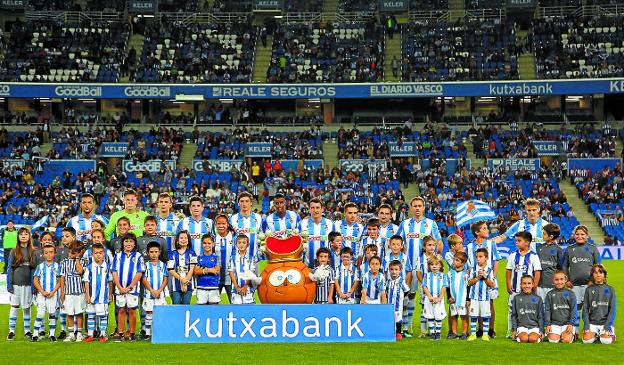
0, 260, 622, 365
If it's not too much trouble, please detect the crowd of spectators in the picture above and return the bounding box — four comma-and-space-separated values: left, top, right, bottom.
48, 126, 120, 160
267, 21, 384, 83
135, 18, 256, 83
402, 18, 521, 81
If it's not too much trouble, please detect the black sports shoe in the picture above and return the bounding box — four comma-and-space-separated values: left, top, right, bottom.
447, 333, 458, 339
143, 335, 151, 341
7, 332, 15, 341
128, 334, 137, 342
476, 329, 483, 338
94, 330, 100, 338
24, 332, 33, 340
113, 333, 123, 343
488, 329, 496, 338
58, 331, 67, 340
38, 331, 46, 338
140, 330, 146, 339
458, 333, 468, 340
31, 336, 39, 342
49, 336, 57, 342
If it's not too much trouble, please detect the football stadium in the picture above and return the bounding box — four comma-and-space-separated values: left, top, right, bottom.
0, 0, 623, 363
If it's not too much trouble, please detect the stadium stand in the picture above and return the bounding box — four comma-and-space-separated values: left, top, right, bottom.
267, 21, 384, 83
135, 20, 256, 83
401, 18, 520, 81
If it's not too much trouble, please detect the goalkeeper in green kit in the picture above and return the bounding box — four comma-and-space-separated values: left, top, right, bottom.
105, 189, 149, 240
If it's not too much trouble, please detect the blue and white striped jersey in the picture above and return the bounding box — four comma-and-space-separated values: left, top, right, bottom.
229, 252, 258, 290
264, 210, 300, 239
176, 216, 214, 256
83, 247, 114, 266
83, 261, 113, 304
469, 265, 494, 301
230, 212, 264, 259
387, 275, 410, 311
299, 217, 333, 268
362, 271, 387, 301
466, 239, 501, 271
313, 265, 335, 303
67, 214, 108, 243
60, 257, 88, 295
34, 261, 60, 292
448, 268, 469, 304
504, 218, 550, 252
423, 271, 448, 297
382, 252, 413, 280
143, 261, 168, 299
157, 213, 181, 253
379, 223, 399, 241
112, 251, 145, 295
214, 232, 235, 285
506, 250, 542, 293
167, 249, 198, 292
360, 235, 386, 258
333, 220, 364, 258
336, 263, 359, 299
397, 218, 441, 271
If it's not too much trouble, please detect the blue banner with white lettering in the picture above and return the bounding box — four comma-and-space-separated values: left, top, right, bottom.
193, 159, 243, 172
389, 142, 416, 157
532, 141, 562, 156
123, 159, 176, 173
487, 158, 540, 172
273, 159, 324, 171
99, 142, 129, 157
245, 143, 273, 157
568, 158, 621, 173
1, 79, 624, 99
152, 304, 395, 343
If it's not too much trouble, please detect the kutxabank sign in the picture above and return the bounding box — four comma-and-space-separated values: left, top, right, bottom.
152, 304, 395, 343
0, 79, 624, 99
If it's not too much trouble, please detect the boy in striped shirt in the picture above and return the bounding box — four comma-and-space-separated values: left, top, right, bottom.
59, 241, 88, 342
32, 245, 61, 342
467, 248, 495, 341
229, 235, 258, 304
361, 256, 387, 304
447, 251, 469, 340
309, 247, 335, 304
361, 218, 385, 258
387, 260, 410, 340
422, 256, 448, 340
82, 243, 114, 343
506, 231, 542, 338
335, 247, 359, 304
111, 233, 145, 342
142, 242, 168, 340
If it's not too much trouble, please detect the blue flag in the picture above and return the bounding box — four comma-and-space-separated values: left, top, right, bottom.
455, 200, 496, 228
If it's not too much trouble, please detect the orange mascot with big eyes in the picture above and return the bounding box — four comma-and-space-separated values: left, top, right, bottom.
257, 233, 316, 304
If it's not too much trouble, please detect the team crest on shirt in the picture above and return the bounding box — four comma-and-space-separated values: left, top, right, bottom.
604, 288, 610, 294
531, 297, 537, 303
584, 247, 590, 252
550, 249, 556, 255
563, 292, 569, 298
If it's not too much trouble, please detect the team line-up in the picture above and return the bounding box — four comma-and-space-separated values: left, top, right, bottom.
4, 191, 616, 344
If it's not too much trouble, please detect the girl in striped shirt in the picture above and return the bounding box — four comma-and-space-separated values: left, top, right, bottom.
361, 256, 387, 304
32, 244, 61, 342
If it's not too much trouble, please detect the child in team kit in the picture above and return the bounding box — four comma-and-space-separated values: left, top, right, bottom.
194, 234, 221, 305
361, 218, 385, 258
445, 234, 464, 269
383, 235, 413, 282
511, 275, 544, 343
328, 231, 343, 271
229, 235, 259, 304
142, 242, 169, 340
386, 260, 410, 340
335, 247, 360, 304
109, 217, 132, 254
310, 247, 335, 304
536, 223, 563, 302
84, 229, 114, 265
111, 233, 145, 342
416, 236, 440, 338
32, 244, 61, 342
544, 271, 577, 343
361, 256, 387, 304
215, 214, 234, 303
467, 248, 495, 341
59, 241, 88, 342
168, 230, 197, 305
562, 225, 601, 316
468, 220, 501, 338
506, 231, 541, 338
138, 216, 168, 261
355, 244, 378, 303
6, 228, 35, 341
447, 251, 469, 340
582, 265, 617, 345
82, 243, 114, 343
422, 256, 448, 340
